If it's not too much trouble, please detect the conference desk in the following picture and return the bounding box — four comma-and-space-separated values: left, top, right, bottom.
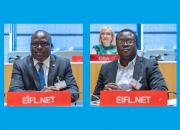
4, 62, 83, 102
90, 61, 177, 99
4, 61, 177, 102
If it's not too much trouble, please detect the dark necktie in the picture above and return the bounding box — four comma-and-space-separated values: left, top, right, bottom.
37, 62, 45, 90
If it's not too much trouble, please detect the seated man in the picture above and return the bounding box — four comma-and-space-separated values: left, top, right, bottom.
92, 29, 168, 101
9, 30, 79, 102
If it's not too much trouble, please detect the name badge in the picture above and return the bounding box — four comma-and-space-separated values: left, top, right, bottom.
129, 78, 142, 90
54, 80, 67, 90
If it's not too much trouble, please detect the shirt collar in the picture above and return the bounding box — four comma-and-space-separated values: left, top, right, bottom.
33, 56, 50, 68
118, 56, 137, 69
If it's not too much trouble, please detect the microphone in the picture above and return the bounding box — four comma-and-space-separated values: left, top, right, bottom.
70, 91, 82, 106
91, 94, 100, 106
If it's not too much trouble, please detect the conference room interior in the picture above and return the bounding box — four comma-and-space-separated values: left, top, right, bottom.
90, 24, 177, 106
4, 24, 83, 106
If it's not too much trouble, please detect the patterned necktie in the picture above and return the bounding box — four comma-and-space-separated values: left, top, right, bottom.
37, 62, 45, 90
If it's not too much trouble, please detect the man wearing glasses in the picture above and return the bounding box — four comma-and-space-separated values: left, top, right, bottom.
92, 29, 168, 101
9, 30, 79, 102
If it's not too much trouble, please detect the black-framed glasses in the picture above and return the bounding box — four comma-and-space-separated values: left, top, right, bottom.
31, 42, 50, 48
117, 39, 136, 45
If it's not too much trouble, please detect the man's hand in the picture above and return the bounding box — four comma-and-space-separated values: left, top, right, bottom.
41, 86, 59, 92
104, 83, 121, 91
41, 86, 68, 91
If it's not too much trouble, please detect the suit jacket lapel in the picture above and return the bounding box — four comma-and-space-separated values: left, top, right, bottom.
28, 56, 39, 89
133, 56, 143, 81
111, 60, 118, 83
48, 55, 57, 86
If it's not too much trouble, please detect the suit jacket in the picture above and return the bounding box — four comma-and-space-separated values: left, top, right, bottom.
9, 55, 79, 102
92, 56, 168, 101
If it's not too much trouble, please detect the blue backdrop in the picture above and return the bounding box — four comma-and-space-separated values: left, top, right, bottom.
0, 0, 179, 130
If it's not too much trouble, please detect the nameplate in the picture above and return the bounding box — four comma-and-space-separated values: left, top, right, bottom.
100, 91, 168, 106
7, 91, 71, 106
90, 54, 119, 61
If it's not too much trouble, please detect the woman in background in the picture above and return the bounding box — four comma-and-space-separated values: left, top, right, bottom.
91, 27, 117, 54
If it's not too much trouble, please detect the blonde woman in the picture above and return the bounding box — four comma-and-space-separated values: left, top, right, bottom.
91, 27, 117, 54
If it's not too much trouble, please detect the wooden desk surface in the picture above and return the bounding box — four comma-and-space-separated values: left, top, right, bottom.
90, 61, 176, 99
4, 62, 83, 102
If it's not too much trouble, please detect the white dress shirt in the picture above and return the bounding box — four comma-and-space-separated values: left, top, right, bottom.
33, 56, 50, 86
115, 56, 136, 90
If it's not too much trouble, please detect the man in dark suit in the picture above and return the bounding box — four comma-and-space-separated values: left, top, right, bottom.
92, 29, 168, 101
9, 30, 79, 102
